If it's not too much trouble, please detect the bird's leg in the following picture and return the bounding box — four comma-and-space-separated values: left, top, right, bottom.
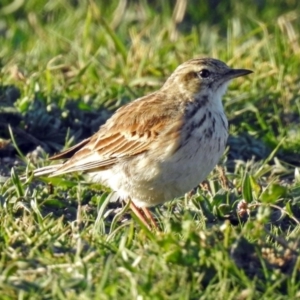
129, 201, 151, 229
129, 201, 159, 230
141, 207, 159, 230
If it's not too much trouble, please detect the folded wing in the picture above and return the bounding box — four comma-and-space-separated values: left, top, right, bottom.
47, 92, 182, 176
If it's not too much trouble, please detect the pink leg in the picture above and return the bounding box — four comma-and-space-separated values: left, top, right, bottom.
129, 201, 151, 229
142, 207, 159, 230
129, 201, 160, 230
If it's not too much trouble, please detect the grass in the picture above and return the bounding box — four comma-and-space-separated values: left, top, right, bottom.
1, 0, 300, 298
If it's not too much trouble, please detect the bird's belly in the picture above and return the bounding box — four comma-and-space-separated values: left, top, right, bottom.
148, 130, 228, 203
89, 126, 228, 207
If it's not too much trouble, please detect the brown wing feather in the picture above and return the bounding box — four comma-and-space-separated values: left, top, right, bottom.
49, 92, 183, 176
50, 137, 91, 160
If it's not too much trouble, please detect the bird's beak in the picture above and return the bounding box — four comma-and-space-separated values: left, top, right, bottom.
226, 68, 253, 80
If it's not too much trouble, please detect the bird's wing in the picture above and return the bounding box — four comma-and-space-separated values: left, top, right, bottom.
48, 92, 183, 176
50, 138, 91, 160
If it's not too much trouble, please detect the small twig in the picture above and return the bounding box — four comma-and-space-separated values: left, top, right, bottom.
216, 165, 232, 190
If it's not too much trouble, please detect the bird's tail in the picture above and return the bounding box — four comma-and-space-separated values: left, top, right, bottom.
21, 164, 63, 180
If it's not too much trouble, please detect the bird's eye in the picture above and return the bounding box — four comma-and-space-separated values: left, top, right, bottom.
198, 69, 210, 78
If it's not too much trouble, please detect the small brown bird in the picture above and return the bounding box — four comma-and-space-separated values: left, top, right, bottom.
32, 58, 252, 229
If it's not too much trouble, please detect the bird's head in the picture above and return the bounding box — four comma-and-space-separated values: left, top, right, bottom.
162, 58, 252, 103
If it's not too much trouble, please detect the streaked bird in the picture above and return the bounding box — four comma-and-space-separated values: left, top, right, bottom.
30, 58, 252, 229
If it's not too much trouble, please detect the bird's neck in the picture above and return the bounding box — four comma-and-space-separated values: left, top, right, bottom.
192, 85, 227, 114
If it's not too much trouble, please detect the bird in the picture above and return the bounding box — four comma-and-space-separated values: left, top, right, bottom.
29, 58, 252, 229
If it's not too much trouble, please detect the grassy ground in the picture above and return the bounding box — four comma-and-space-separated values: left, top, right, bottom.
1, 0, 300, 299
